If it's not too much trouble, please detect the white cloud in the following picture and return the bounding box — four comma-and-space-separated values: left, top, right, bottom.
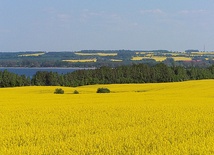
140, 9, 164, 15
178, 9, 208, 15
80, 10, 105, 20
57, 13, 71, 22
43, 7, 72, 23
79, 10, 123, 24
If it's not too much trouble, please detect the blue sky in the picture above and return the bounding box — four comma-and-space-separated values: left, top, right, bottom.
0, 0, 214, 52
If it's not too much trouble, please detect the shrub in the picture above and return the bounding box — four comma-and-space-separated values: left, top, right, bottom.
96, 88, 110, 93
54, 88, 64, 94
73, 90, 79, 94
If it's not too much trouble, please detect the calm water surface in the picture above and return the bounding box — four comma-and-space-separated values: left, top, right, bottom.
0, 67, 90, 77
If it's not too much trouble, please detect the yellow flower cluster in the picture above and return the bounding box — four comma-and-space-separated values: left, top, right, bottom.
0, 80, 214, 154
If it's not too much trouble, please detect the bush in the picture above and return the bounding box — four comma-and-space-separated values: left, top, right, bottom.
96, 88, 110, 93
54, 88, 64, 94
73, 90, 79, 94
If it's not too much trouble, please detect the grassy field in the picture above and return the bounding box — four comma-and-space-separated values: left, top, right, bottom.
1, 80, 214, 154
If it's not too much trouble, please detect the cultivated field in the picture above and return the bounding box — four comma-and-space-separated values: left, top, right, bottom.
18, 52, 45, 57
132, 56, 192, 62
171, 56, 192, 61
1, 80, 214, 154
62, 59, 97, 63
110, 59, 123, 62
74, 53, 117, 56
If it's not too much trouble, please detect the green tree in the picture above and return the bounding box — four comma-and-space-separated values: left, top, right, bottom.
96, 88, 110, 93
54, 88, 64, 94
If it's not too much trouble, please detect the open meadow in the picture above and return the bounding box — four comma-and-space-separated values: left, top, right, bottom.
1, 80, 214, 154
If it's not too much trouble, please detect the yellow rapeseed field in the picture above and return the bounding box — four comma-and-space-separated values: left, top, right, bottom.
62, 59, 97, 63
1, 80, 214, 154
131, 56, 167, 62
172, 57, 192, 61
191, 52, 214, 55
131, 56, 144, 60
74, 53, 117, 56
150, 56, 167, 62
18, 53, 45, 57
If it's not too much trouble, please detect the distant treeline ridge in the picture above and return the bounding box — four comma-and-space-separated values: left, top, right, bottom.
0, 63, 214, 87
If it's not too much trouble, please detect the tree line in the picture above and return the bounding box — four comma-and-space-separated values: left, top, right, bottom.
0, 70, 31, 87
1, 63, 214, 88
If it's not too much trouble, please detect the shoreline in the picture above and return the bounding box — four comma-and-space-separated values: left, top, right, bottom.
0, 67, 96, 69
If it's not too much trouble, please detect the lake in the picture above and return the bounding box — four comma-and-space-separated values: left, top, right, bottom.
0, 67, 92, 77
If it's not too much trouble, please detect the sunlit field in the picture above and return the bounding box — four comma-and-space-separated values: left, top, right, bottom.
171, 57, 192, 61
1, 80, 214, 154
135, 52, 147, 54
18, 53, 45, 57
191, 52, 214, 55
110, 59, 123, 62
131, 56, 167, 61
151, 56, 167, 62
132, 56, 193, 62
131, 56, 144, 60
74, 52, 117, 56
62, 59, 97, 63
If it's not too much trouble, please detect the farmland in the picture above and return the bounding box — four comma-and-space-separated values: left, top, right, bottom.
62, 59, 97, 63
131, 56, 167, 61
0, 50, 214, 67
18, 52, 45, 57
74, 52, 117, 56
1, 80, 214, 154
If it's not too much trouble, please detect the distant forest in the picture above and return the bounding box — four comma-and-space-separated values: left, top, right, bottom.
0, 50, 214, 68
1, 63, 214, 87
